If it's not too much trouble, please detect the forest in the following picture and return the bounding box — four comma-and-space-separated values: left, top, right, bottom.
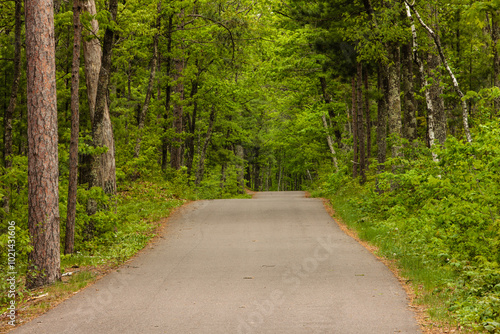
1, 0, 500, 332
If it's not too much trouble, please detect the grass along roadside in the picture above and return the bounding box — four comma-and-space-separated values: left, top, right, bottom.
314, 179, 489, 333
0, 181, 188, 333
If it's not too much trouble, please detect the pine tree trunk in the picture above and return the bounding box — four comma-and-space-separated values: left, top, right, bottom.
25, 0, 61, 288
65, 0, 82, 255
2, 0, 22, 213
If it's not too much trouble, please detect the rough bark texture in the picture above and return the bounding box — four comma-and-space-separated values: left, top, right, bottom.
387, 46, 403, 161
3, 0, 22, 213
25, 0, 61, 288
401, 42, 417, 142
65, 0, 82, 255
428, 52, 447, 146
82, 0, 117, 197
357, 62, 366, 184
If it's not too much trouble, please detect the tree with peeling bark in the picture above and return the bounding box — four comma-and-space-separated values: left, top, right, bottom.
82, 0, 117, 201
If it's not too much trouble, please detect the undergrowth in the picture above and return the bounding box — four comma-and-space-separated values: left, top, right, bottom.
313, 122, 500, 333
0, 164, 247, 320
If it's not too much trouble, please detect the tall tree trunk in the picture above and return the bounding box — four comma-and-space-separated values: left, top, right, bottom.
171, 10, 185, 170
319, 77, 339, 172
65, 0, 82, 255
25, 0, 61, 288
195, 106, 216, 185
363, 70, 371, 166
406, 2, 438, 161
377, 64, 388, 173
236, 144, 245, 194
82, 0, 117, 198
2, 0, 22, 213
186, 78, 199, 177
357, 62, 366, 184
352, 77, 358, 178
387, 46, 403, 165
406, 1, 472, 143
401, 42, 417, 142
134, 10, 159, 158
492, 12, 500, 113
162, 14, 174, 171
428, 52, 447, 146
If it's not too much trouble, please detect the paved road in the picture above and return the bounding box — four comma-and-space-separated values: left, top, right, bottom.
13, 192, 421, 334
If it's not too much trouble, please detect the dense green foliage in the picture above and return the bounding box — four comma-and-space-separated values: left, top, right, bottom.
1, 0, 500, 331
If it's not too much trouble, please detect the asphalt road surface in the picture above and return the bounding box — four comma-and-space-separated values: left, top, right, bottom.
13, 191, 421, 334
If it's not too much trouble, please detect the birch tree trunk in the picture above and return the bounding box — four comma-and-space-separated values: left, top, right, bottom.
318, 77, 339, 172
406, 2, 438, 161
428, 52, 447, 146
406, 1, 472, 143
25, 0, 61, 288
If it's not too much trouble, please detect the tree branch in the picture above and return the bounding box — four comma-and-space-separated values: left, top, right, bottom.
187, 14, 235, 61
